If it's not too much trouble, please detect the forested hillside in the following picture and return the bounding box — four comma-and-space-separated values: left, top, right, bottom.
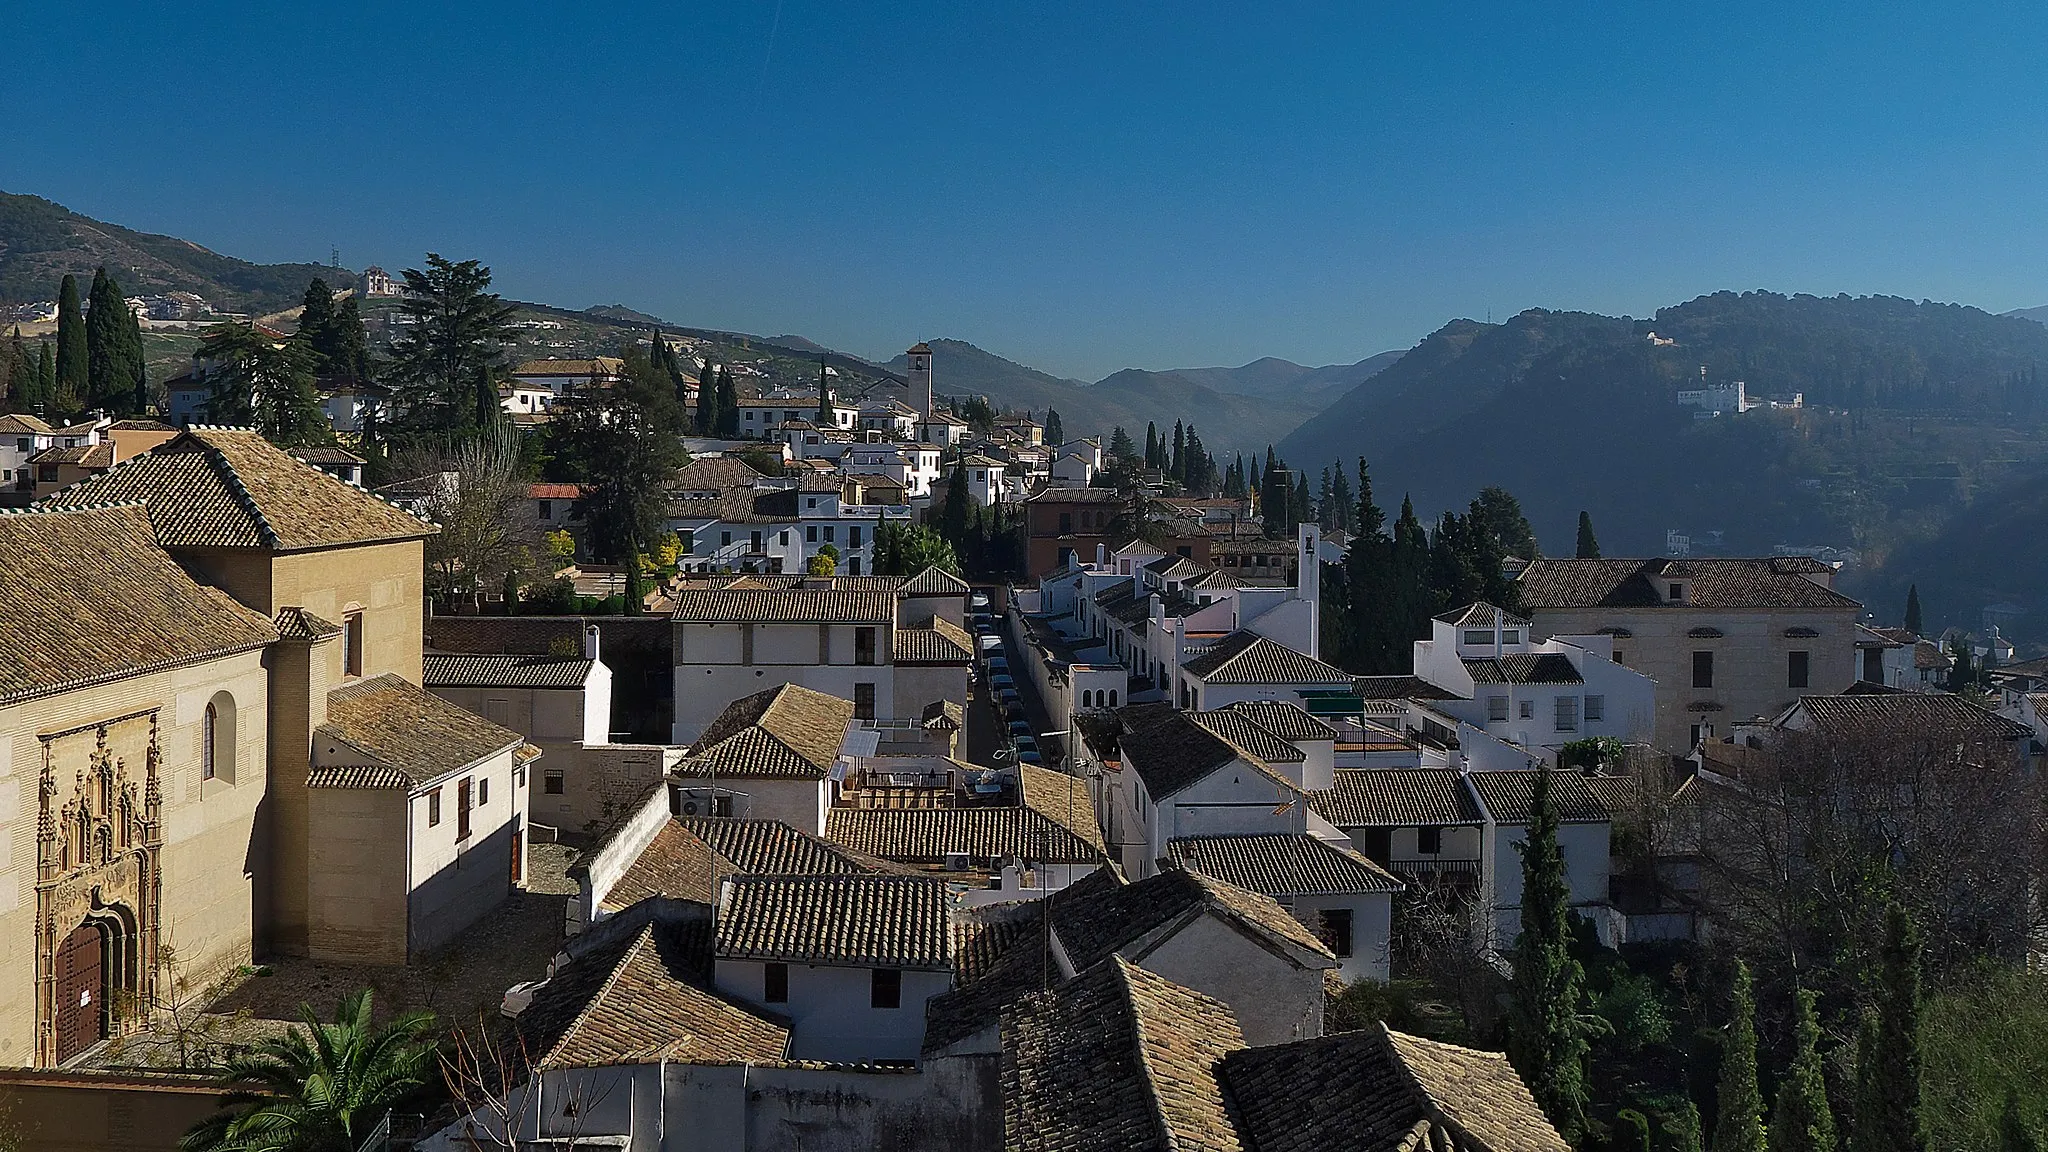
1280, 292, 2048, 638
0, 191, 348, 313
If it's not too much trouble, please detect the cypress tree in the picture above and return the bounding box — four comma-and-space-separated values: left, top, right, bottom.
624, 560, 647, 616
1999, 1091, 2043, 1152
1769, 987, 1836, 1152
1853, 1008, 1883, 1152
1713, 962, 1767, 1152
695, 357, 719, 434
297, 278, 337, 367
1505, 765, 1589, 1141
817, 357, 831, 424
37, 341, 57, 413
1171, 421, 1185, 482
1903, 585, 1922, 635
472, 364, 502, 436
86, 270, 132, 411
1144, 422, 1159, 469
1857, 905, 1928, 1152
331, 294, 371, 382
715, 367, 739, 437
1043, 407, 1062, 447
1576, 511, 1601, 559
55, 275, 88, 412
124, 292, 148, 414
5, 328, 36, 412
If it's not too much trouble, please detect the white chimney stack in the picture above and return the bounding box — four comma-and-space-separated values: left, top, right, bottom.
583, 623, 601, 662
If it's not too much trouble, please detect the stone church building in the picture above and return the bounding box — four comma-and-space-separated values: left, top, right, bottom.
0, 428, 533, 1066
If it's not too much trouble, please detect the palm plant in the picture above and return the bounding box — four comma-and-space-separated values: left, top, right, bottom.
182, 991, 437, 1152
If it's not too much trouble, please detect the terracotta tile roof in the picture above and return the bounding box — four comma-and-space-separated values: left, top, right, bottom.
1312, 770, 1483, 827
1026, 486, 1125, 504
900, 566, 972, 595
1181, 632, 1350, 686
289, 446, 367, 466
893, 616, 974, 664
1052, 867, 1333, 974
1016, 763, 1104, 852
1912, 640, 1952, 671
1188, 709, 1308, 764
1216, 700, 1336, 742
824, 806, 1103, 865
518, 919, 789, 1069
1462, 653, 1584, 685
682, 684, 852, 779
1167, 834, 1403, 896
29, 442, 112, 467
1467, 769, 1610, 825
601, 816, 898, 913
923, 902, 1051, 1054
305, 765, 416, 790
271, 606, 342, 642
1792, 692, 2031, 741
1516, 557, 1861, 611
0, 414, 54, 434
421, 653, 596, 690
1219, 1024, 1570, 1152
664, 487, 799, 525
715, 874, 954, 970
671, 587, 896, 624
922, 699, 965, 731
316, 673, 525, 786
0, 505, 278, 706
512, 357, 624, 377
525, 482, 580, 499
1001, 957, 1246, 1152
1436, 601, 1535, 630
40, 428, 434, 551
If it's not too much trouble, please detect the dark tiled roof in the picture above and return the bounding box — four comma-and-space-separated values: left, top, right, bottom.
893, 616, 974, 664
316, 674, 525, 785
1117, 708, 1266, 800
1181, 631, 1350, 686
1311, 770, 1483, 828
0, 505, 278, 706
1001, 957, 1246, 1152
1355, 674, 1460, 701
899, 566, 972, 595
422, 653, 596, 689
824, 807, 1103, 865
1466, 769, 1611, 825
1462, 653, 1584, 685
42, 427, 434, 551
1025, 486, 1125, 504
684, 684, 852, 779
1792, 692, 2032, 741
1168, 834, 1402, 896
1188, 709, 1308, 764
1516, 557, 1861, 611
923, 901, 1049, 1054
1435, 602, 1533, 629
1219, 1025, 1570, 1152
1217, 700, 1336, 742
664, 487, 799, 525
517, 921, 789, 1069
1052, 867, 1333, 973
715, 874, 954, 970
922, 699, 965, 731
671, 587, 895, 624
289, 446, 367, 466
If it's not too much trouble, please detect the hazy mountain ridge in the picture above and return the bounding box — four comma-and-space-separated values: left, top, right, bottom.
0, 191, 353, 313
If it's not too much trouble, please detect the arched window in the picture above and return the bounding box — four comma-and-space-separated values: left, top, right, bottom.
202, 704, 217, 780
1081, 691, 1092, 708
203, 692, 236, 784
1109, 690, 1118, 707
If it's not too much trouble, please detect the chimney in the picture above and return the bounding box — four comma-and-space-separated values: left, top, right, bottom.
1095, 543, 1107, 567
1296, 523, 1320, 658
583, 623, 601, 662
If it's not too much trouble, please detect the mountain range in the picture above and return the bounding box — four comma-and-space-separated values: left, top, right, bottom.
5, 190, 2046, 639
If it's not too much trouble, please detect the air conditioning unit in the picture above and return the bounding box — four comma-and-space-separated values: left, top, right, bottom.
944, 852, 972, 872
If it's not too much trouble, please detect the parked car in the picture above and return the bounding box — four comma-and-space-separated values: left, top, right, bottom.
1004, 702, 1026, 722
1016, 749, 1044, 765
998, 687, 1021, 706
977, 634, 1002, 654
1007, 720, 1032, 737
985, 656, 1009, 673
990, 673, 1015, 690
1012, 735, 1039, 757
969, 591, 991, 611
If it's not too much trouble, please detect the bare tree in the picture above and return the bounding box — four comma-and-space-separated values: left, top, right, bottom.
1691, 711, 2045, 1006
437, 1015, 617, 1150
395, 423, 536, 611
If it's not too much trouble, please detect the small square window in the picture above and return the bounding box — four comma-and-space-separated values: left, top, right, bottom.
1416, 826, 1443, 855
871, 967, 901, 1009
1584, 695, 1605, 722
765, 963, 789, 1004
427, 789, 442, 827
544, 769, 564, 795
1519, 699, 1534, 720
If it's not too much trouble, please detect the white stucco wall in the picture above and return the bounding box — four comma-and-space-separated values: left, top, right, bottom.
714, 959, 950, 1062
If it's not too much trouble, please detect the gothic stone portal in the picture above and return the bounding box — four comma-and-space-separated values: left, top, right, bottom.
36, 712, 163, 1067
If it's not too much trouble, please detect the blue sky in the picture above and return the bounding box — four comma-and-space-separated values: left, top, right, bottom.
11, 2, 2048, 379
